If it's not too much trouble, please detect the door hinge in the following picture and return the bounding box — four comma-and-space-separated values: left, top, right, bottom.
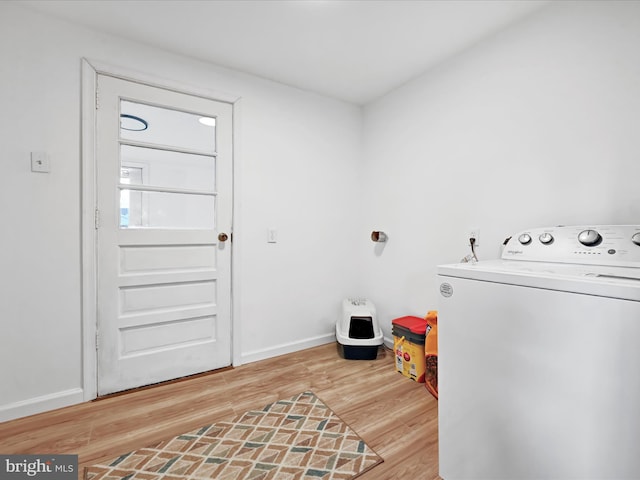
95, 88, 100, 110
94, 208, 100, 229
95, 330, 99, 350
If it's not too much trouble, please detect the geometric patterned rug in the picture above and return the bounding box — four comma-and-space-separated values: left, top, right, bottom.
84, 391, 383, 480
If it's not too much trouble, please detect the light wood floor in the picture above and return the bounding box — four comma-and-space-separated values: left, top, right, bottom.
0, 343, 440, 479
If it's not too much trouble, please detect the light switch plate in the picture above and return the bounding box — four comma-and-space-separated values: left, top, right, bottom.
31, 152, 50, 173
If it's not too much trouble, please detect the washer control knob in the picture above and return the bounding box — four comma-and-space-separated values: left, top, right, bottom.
539, 233, 554, 245
578, 229, 602, 247
632, 232, 640, 246
518, 233, 532, 245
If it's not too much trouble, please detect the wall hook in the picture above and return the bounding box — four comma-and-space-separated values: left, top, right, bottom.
371, 231, 388, 242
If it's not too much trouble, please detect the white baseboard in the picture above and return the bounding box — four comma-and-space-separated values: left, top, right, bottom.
239, 333, 336, 365
0, 388, 84, 423
0, 334, 368, 421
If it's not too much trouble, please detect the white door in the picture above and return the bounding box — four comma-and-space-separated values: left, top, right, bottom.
96, 74, 233, 395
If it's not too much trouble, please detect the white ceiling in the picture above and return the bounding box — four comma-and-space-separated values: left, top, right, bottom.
21, 0, 551, 105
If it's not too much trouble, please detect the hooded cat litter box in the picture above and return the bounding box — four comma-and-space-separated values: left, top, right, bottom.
336, 298, 383, 360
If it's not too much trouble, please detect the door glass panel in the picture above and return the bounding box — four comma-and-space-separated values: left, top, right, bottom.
120, 100, 216, 154
119, 189, 215, 229
120, 166, 144, 228
121, 145, 215, 192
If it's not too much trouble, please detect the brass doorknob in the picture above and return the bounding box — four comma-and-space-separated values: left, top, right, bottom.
218, 232, 229, 242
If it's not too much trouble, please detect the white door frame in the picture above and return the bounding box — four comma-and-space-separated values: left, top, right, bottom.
81, 58, 243, 401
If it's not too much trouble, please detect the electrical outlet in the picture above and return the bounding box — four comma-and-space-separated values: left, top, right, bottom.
468, 228, 480, 247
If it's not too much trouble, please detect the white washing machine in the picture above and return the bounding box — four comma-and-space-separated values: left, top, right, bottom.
437, 225, 640, 480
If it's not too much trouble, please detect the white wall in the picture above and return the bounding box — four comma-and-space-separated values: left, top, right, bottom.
0, 3, 363, 420
3, 0, 639, 422
360, 0, 640, 340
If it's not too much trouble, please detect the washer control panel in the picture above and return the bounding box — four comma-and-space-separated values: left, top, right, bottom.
502, 225, 640, 267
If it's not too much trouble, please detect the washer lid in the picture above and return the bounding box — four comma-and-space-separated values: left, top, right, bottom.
438, 260, 640, 302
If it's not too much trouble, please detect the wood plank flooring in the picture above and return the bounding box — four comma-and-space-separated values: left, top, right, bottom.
0, 343, 440, 479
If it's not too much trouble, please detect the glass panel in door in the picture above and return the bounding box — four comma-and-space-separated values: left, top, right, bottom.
120, 100, 216, 154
